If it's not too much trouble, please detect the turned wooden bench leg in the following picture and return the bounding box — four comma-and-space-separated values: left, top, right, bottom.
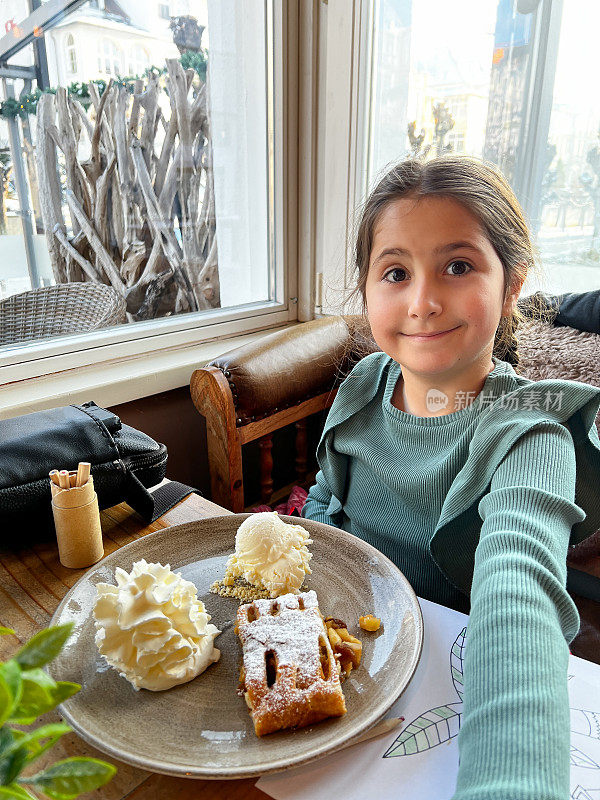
295, 419, 308, 484
259, 434, 274, 504
191, 363, 339, 512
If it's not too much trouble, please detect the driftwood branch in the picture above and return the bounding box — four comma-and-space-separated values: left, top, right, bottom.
53, 223, 102, 283
35, 62, 219, 319
130, 135, 198, 310
66, 189, 126, 295
93, 154, 117, 254
36, 94, 66, 282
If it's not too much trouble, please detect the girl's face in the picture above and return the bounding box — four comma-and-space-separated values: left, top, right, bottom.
365, 195, 521, 381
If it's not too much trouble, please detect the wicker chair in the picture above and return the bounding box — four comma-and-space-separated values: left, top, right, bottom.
0, 283, 127, 346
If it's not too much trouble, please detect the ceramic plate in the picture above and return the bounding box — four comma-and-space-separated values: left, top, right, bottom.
48, 514, 423, 779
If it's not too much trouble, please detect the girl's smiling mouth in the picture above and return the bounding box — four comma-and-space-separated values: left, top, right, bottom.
403, 326, 460, 339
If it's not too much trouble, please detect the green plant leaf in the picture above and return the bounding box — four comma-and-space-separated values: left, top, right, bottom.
0, 784, 37, 799
0, 665, 22, 707
23, 757, 116, 799
13, 625, 74, 670
49, 684, 79, 707
4, 724, 71, 768
10, 675, 80, 724
9, 671, 53, 725
0, 679, 13, 730
0, 629, 15, 638
0, 729, 13, 757
0, 663, 22, 723
19, 670, 54, 691
0, 735, 28, 788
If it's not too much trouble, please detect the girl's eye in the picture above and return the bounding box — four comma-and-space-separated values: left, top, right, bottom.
446, 260, 472, 276
382, 261, 472, 283
383, 267, 407, 283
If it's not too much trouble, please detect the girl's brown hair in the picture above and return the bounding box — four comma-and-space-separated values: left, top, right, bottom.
352, 155, 551, 367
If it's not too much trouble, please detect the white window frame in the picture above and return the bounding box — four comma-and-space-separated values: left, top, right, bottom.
314, 0, 368, 316
0, 0, 307, 393
129, 43, 149, 77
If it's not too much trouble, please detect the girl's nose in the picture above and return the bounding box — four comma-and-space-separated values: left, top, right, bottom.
406, 277, 443, 318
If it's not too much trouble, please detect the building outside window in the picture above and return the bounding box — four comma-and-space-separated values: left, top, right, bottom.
102, 38, 123, 75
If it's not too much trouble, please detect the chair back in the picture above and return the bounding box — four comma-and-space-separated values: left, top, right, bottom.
0, 282, 126, 346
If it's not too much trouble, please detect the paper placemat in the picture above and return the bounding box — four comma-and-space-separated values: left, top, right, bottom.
257, 598, 600, 800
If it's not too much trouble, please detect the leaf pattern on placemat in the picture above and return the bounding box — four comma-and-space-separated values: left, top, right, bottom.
571, 784, 600, 799
571, 710, 600, 742
383, 627, 467, 759
381, 621, 600, 800
383, 702, 463, 758
571, 745, 600, 770
450, 627, 466, 701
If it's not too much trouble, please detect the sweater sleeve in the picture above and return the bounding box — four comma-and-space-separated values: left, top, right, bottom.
302, 469, 338, 526
453, 422, 583, 800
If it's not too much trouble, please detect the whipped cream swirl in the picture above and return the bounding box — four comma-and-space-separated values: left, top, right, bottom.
94, 559, 220, 691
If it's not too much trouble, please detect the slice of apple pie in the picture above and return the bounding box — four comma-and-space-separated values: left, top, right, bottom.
235, 590, 347, 736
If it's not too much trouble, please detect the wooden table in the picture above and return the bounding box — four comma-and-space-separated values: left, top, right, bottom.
2, 493, 599, 800
0, 493, 270, 800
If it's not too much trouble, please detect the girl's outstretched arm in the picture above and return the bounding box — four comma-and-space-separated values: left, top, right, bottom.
453, 422, 581, 800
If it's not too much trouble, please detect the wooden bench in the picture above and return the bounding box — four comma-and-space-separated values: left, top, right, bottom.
190, 315, 375, 511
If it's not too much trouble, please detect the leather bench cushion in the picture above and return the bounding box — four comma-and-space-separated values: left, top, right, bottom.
208, 315, 378, 424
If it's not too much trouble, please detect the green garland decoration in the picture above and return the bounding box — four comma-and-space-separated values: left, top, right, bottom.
0, 49, 207, 120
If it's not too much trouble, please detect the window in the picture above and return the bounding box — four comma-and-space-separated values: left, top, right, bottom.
103, 38, 112, 73
0, 0, 298, 385
536, 0, 600, 293
363, 1, 534, 190
159, 4, 170, 20
66, 34, 77, 74
128, 43, 149, 77
102, 38, 123, 76
317, 0, 600, 310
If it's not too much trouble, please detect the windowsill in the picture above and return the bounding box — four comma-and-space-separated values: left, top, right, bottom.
0, 323, 299, 420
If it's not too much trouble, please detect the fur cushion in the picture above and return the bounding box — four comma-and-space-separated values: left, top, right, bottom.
516, 319, 600, 433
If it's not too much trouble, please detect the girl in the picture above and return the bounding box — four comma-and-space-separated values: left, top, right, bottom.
302, 156, 600, 800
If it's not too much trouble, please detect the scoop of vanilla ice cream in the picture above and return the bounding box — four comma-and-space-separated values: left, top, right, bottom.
93, 559, 220, 691
224, 512, 313, 597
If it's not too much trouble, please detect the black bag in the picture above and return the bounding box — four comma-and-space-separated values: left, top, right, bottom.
554, 290, 600, 334
518, 290, 600, 334
0, 401, 170, 533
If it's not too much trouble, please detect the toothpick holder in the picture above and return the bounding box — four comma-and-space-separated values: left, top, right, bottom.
51, 474, 104, 568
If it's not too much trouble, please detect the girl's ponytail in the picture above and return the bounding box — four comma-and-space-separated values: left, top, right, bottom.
494, 312, 521, 368
494, 292, 558, 370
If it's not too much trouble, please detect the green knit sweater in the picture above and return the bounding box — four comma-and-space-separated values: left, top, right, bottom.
302, 353, 600, 800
